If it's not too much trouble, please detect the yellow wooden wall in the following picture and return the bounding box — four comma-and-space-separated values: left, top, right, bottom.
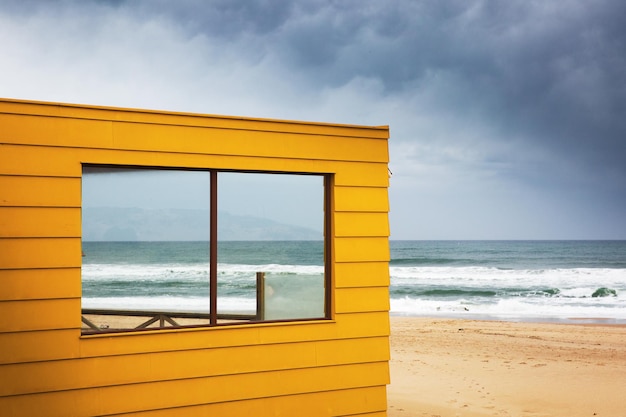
0, 98, 390, 417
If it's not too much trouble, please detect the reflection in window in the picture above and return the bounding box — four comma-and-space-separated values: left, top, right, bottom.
81, 166, 329, 334
218, 172, 325, 320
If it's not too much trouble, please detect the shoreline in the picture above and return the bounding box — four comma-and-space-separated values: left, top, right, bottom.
390, 312, 626, 326
388, 316, 626, 417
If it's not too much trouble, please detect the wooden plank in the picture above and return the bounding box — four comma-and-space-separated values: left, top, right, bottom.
257, 312, 391, 344
79, 311, 389, 358
0, 298, 80, 333
314, 335, 390, 364
0, 142, 389, 188
334, 237, 390, 263
0, 385, 387, 417
0, 313, 389, 365
0, 98, 389, 140
0, 113, 388, 163
0, 113, 113, 148
333, 161, 389, 187
0, 176, 81, 207
334, 262, 390, 288
0, 207, 80, 238
0, 144, 82, 177
0, 143, 333, 178
334, 212, 390, 237
0, 238, 81, 269
0, 362, 389, 417
0, 143, 389, 188
1, 337, 389, 396
102, 386, 388, 417
0, 329, 80, 365
0, 268, 81, 301
112, 121, 389, 163
334, 186, 389, 212
335, 287, 390, 314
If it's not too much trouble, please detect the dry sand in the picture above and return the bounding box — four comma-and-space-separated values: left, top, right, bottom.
388, 317, 626, 417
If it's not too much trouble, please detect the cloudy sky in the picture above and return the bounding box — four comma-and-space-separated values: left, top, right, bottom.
2, 0, 625, 239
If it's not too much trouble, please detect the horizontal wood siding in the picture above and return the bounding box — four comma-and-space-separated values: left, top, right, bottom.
0, 98, 390, 417
334, 262, 390, 288
0, 143, 389, 187
0, 312, 389, 365
0, 299, 81, 332
0, 362, 389, 417
78, 311, 390, 358
0, 98, 388, 139
334, 186, 390, 212
0, 330, 81, 365
1, 337, 389, 396
0, 113, 387, 163
0, 238, 81, 269
0, 144, 83, 177
0, 176, 81, 207
97, 386, 387, 417
0, 207, 80, 238
0, 268, 81, 301
334, 212, 390, 237
0, 378, 388, 417
334, 237, 390, 263
335, 287, 390, 313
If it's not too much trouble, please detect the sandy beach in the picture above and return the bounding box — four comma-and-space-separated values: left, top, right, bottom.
388, 317, 626, 417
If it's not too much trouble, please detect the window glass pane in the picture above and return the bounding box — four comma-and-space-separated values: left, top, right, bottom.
81, 167, 211, 332
81, 167, 329, 333
217, 172, 325, 321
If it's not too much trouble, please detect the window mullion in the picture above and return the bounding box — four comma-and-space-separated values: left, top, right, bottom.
209, 170, 218, 325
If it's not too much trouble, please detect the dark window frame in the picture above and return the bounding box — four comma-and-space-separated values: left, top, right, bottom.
81, 164, 333, 334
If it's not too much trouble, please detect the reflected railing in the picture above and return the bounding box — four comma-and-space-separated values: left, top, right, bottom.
81, 272, 325, 334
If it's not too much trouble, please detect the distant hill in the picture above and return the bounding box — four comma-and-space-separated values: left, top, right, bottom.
82, 207, 322, 241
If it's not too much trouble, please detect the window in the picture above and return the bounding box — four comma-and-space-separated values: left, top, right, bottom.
81, 166, 331, 333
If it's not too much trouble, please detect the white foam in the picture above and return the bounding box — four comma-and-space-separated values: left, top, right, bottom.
82, 296, 256, 313
83, 263, 323, 281
390, 266, 626, 290
390, 293, 626, 319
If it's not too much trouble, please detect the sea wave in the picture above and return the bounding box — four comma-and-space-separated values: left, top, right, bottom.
390, 294, 626, 320
390, 266, 626, 288
82, 261, 626, 321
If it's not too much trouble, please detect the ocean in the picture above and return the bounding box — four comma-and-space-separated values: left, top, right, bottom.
82, 240, 626, 323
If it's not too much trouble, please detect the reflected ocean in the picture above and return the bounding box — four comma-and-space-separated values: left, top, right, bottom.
82, 240, 626, 322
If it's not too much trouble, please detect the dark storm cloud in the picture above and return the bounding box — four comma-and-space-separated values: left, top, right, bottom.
113, 0, 626, 178
267, 0, 626, 190
132, 0, 295, 39
2, 0, 625, 237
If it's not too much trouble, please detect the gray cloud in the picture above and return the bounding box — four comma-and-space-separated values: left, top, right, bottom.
2, 0, 625, 238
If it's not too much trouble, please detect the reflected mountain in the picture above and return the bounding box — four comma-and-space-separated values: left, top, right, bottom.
82, 207, 321, 241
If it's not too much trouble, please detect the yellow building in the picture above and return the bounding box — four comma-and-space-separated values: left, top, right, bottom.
0, 98, 391, 416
